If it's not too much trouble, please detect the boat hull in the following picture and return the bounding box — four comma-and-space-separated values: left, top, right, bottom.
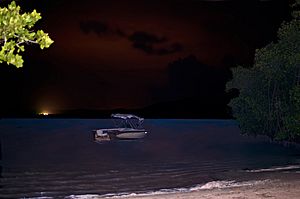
115, 131, 147, 140
94, 128, 148, 141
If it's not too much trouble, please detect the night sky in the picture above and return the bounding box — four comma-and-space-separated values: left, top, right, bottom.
0, 0, 292, 117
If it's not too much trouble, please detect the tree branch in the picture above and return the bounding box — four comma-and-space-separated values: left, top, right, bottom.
17, 39, 38, 45
14, 34, 38, 45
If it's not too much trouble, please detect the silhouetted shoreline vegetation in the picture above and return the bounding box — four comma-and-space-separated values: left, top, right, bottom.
227, 0, 300, 143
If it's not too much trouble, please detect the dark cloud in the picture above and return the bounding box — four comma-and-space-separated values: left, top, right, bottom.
79, 21, 184, 55
132, 42, 183, 56
116, 28, 127, 37
80, 20, 127, 38
80, 20, 109, 35
129, 31, 183, 55
128, 31, 167, 44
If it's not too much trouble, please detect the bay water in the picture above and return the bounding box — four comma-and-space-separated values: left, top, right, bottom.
0, 119, 299, 198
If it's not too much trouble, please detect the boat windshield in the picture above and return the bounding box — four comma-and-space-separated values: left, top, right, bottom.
111, 114, 144, 129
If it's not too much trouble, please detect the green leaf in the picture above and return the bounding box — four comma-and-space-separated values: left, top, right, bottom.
0, 1, 54, 68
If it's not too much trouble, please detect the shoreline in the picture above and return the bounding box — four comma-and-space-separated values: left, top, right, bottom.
67, 174, 300, 199
120, 178, 300, 199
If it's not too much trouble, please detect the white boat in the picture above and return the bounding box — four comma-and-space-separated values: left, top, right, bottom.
94, 114, 148, 141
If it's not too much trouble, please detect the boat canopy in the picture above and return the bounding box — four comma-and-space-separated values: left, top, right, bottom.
111, 114, 144, 122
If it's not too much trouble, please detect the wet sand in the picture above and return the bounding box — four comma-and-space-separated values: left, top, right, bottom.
126, 179, 300, 199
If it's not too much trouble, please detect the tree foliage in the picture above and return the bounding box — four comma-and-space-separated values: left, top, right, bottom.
0, 1, 53, 68
226, 1, 300, 142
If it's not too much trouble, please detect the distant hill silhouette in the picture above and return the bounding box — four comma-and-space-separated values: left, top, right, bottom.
0, 55, 237, 119
1, 95, 234, 119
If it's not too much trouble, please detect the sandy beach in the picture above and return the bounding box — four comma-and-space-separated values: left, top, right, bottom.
122, 178, 300, 199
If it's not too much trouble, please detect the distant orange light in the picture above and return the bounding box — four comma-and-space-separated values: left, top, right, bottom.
39, 112, 49, 116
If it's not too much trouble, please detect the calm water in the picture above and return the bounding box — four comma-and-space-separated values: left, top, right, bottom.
0, 119, 299, 198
